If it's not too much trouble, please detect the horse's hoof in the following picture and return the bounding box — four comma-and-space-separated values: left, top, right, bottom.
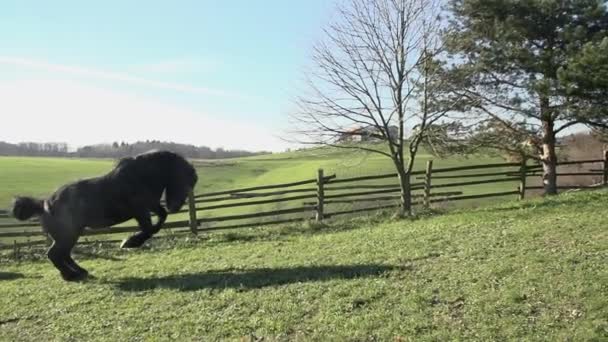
120, 238, 135, 249
61, 271, 89, 282
68, 264, 89, 276
120, 236, 145, 249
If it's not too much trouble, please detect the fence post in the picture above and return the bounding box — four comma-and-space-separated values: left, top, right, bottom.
13, 240, 18, 260
603, 150, 608, 186
316, 169, 325, 222
424, 160, 433, 208
187, 191, 198, 235
519, 158, 527, 200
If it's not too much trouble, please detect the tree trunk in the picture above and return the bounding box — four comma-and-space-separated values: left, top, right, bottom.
541, 117, 558, 195
396, 163, 412, 217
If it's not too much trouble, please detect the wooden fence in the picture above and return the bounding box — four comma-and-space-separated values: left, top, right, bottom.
2, 153, 607, 254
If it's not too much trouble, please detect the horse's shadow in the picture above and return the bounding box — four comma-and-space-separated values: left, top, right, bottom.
112, 264, 402, 292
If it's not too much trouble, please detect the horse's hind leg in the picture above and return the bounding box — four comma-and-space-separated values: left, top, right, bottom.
47, 238, 87, 281
43, 217, 88, 281
120, 212, 160, 249
65, 252, 88, 276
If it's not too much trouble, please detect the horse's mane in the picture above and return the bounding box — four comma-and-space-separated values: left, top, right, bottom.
112, 151, 168, 176
115, 156, 135, 168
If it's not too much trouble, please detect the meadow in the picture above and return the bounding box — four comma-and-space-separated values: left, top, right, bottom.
0, 190, 606, 340
0, 148, 605, 340
0, 147, 512, 209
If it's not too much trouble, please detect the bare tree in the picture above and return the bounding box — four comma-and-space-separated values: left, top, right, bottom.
290, 0, 456, 217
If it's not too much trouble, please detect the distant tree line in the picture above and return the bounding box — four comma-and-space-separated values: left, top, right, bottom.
0, 142, 69, 157
0, 140, 270, 159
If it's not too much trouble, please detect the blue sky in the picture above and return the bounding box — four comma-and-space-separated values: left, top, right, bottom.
0, 1, 335, 151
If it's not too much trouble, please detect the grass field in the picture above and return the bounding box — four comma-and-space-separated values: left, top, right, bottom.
0, 189, 606, 340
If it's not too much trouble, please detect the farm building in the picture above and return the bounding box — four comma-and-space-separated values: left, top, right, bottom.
338, 125, 399, 143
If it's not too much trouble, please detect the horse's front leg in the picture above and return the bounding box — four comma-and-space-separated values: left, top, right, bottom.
120, 212, 160, 249
151, 204, 167, 231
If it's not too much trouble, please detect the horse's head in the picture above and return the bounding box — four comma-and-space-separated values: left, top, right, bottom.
165, 154, 198, 213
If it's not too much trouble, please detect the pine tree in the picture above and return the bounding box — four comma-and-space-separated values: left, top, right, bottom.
440, 0, 608, 194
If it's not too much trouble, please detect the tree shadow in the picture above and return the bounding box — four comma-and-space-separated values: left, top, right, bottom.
0, 272, 24, 281
5, 244, 125, 263
73, 249, 123, 262
113, 264, 402, 292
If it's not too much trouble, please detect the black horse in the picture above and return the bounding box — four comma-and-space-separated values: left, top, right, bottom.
11, 150, 198, 281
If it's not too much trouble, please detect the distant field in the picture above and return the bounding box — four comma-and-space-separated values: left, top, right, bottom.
0, 146, 561, 246
0, 148, 512, 212
0, 157, 112, 208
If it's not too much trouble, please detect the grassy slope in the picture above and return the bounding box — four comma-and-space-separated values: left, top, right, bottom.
0, 190, 606, 341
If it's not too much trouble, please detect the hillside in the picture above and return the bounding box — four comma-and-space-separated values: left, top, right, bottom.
0, 190, 606, 340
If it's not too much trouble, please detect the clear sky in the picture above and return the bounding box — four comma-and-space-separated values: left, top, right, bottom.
0, 1, 335, 152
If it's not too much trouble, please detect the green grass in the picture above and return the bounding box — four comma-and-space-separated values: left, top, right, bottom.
0, 190, 606, 340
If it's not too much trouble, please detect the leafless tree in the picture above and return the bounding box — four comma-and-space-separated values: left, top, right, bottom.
290, 0, 458, 217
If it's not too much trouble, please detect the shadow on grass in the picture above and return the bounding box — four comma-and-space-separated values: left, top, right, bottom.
481, 196, 583, 213
202, 214, 397, 246
0, 272, 24, 281
113, 264, 401, 292
73, 249, 123, 262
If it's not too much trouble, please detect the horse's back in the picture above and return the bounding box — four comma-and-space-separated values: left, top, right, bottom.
43, 150, 189, 229
45, 176, 134, 228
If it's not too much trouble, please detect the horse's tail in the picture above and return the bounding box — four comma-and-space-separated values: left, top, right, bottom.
12, 196, 45, 221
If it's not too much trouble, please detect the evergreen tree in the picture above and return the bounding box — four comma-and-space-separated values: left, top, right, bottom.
439, 0, 608, 194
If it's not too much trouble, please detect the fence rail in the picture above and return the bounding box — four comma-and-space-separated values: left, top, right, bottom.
3, 152, 607, 254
